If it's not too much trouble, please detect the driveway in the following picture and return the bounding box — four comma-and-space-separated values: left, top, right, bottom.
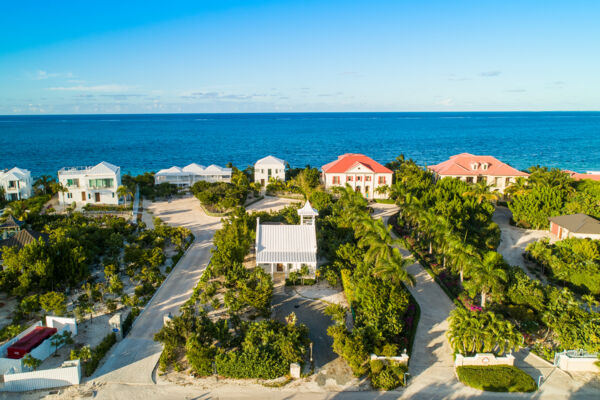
91, 196, 222, 384
247, 195, 301, 212
493, 206, 550, 282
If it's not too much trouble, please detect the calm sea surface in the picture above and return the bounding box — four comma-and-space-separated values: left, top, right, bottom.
1, 112, 599, 177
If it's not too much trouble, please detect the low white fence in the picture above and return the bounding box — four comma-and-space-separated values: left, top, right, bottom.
0, 322, 43, 375
370, 352, 410, 364
454, 353, 515, 367
46, 316, 78, 336
0, 360, 81, 392
554, 351, 599, 372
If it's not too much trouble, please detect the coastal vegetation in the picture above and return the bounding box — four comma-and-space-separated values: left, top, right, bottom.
266, 167, 321, 198
122, 172, 179, 201
386, 156, 600, 361
191, 167, 250, 213
526, 238, 600, 296
508, 167, 600, 229
154, 205, 310, 380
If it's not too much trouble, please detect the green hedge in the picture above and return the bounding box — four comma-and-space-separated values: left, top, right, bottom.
122, 307, 140, 337
215, 351, 289, 379
456, 365, 537, 392
84, 332, 117, 376
370, 359, 407, 390
285, 278, 316, 286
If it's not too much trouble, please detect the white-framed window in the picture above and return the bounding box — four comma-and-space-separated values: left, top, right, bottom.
471, 163, 479, 170
481, 163, 488, 170
67, 193, 73, 199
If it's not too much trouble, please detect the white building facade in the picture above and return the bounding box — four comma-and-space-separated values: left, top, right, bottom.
154, 163, 232, 187
321, 154, 393, 199
254, 156, 286, 186
57, 162, 121, 206
0, 167, 33, 202
256, 202, 318, 277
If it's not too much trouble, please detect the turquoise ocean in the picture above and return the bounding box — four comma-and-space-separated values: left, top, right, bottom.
1, 112, 599, 177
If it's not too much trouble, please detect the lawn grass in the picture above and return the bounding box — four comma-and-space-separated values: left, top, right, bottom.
456, 365, 537, 392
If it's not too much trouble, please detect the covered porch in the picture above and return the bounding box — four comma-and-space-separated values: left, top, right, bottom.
258, 261, 317, 278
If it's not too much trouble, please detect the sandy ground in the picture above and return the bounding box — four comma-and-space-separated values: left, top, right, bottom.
246, 195, 301, 212
493, 206, 551, 282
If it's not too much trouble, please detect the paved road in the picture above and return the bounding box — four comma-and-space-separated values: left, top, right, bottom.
493, 206, 550, 282
91, 196, 222, 384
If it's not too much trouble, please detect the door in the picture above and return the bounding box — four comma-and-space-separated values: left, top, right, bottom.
95, 193, 101, 203
261, 179, 265, 186
276, 263, 284, 272
81, 191, 86, 201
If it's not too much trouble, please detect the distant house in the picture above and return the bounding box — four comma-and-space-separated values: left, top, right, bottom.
154, 163, 232, 187
0, 229, 49, 267
58, 161, 121, 206
0, 215, 25, 240
562, 170, 600, 182
549, 214, 600, 240
255, 202, 318, 277
321, 154, 393, 199
254, 156, 286, 186
428, 153, 529, 193
0, 167, 33, 202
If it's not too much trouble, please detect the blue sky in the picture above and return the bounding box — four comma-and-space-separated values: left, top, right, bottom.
1, 0, 599, 114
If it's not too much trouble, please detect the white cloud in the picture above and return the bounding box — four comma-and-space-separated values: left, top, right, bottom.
479, 70, 501, 77
48, 84, 133, 92
435, 98, 454, 106
31, 70, 73, 80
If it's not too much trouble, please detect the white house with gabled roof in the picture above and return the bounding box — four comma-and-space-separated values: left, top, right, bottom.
255, 201, 318, 277
254, 156, 286, 186
58, 161, 121, 206
154, 163, 232, 187
0, 167, 33, 202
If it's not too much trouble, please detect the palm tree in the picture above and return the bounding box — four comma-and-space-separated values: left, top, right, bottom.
117, 185, 133, 207
466, 251, 508, 307
34, 175, 56, 195
462, 180, 500, 204
504, 177, 529, 198
293, 169, 319, 200
374, 184, 390, 197
447, 239, 479, 282
52, 182, 69, 206
372, 247, 415, 286
357, 219, 402, 267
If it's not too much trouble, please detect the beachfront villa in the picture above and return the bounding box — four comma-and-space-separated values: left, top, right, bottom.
154, 163, 232, 187
321, 153, 393, 199
549, 214, 600, 240
428, 153, 529, 193
57, 161, 121, 206
563, 170, 600, 182
0, 167, 33, 202
255, 201, 318, 278
254, 156, 286, 186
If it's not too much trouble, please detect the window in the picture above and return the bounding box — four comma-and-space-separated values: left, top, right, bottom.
505, 177, 511, 186
347, 175, 353, 182
466, 177, 474, 183
88, 193, 91, 199
66, 178, 79, 187
268, 169, 272, 176
481, 163, 489, 170
112, 193, 115, 198
471, 163, 479, 170
378, 176, 386, 184
357, 176, 362, 181
88, 178, 114, 189
332, 176, 340, 184
494, 177, 500, 186
67, 193, 73, 199
8, 181, 16, 188
365, 176, 371, 182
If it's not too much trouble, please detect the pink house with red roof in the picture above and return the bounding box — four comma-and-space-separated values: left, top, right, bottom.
428, 153, 529, 193
321, 154, 393, 199
562, 170, 600, 182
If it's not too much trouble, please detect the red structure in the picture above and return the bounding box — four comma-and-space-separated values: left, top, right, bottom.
6, 326, 57, 359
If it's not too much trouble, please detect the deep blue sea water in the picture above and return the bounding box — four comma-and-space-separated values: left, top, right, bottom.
1, 112, 599, 177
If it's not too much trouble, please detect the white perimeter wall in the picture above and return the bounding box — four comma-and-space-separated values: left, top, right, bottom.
0, 360, 81, 392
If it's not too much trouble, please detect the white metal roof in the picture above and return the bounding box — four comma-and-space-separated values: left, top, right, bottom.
156, 166, 186, 176
297, 201, 319, 216
255, 155, 286, 167
182, 163, 206, 173
58, 161, 120, 176
255, 218, 317, 264
1, 167, 31, 181
155, 163, 231, 176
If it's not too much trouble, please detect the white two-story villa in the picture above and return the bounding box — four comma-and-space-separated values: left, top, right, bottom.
154, 163, 232, 187
58, 161, 121, 206
0, 167, 33, 202
254, 156, 286, 186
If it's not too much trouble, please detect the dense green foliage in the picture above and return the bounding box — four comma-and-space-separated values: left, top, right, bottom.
191, 167, 250, 213
456, 366, 537, 392
508, 167, 600, 229
526, 238, 600, 295
369, 359, 408, 390
266, 167, 321, 199
122, 172, 179, 200
72, 332, 117, 376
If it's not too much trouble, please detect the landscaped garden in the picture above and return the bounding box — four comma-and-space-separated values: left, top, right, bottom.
386, 156, 600, 369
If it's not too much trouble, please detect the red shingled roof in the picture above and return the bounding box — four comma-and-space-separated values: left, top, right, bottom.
429, 153, 528, 177
322, 154, 392, 174
562, 170, 600, 182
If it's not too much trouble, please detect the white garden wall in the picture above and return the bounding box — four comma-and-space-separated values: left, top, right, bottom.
555, 352, 599, 372
0, 360, 81, 392
454, 353, 515, 367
